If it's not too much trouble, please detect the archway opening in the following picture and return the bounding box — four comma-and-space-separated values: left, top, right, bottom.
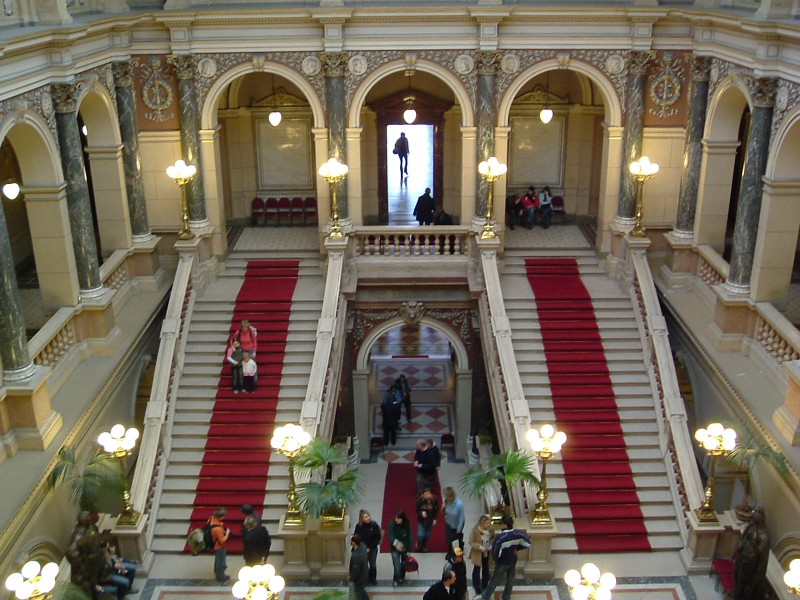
386, 124, 434, 225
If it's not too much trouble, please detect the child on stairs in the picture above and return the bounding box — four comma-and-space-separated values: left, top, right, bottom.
242, 351, 258, 393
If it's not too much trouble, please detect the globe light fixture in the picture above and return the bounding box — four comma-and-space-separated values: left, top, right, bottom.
539, 107, 554, 124
98, 423, 141, 527
268, 73, 282, 127
477, 156, 507, 240
694, 422, 736, 522
270, 423, 312, 526
318, 157, 349, 240
526, 424, 567, 525
231, 564, 285, 600
2, 182, 21, 200
403, 105, 417, 125
5, 560, 59, 600
564, 563, 616, 600
784, 558, 800, 596
628, 156, 659, 237
166, 159, 198, 240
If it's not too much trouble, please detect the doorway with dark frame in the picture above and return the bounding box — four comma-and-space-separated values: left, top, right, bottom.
386, 124, 434, 226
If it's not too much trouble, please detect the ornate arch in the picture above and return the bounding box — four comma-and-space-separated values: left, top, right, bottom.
200, 60, 325, 130
0, 109, 63, 185
766, 102, 800, 180
497, 57, 622, 127
704, 75, 751, 141
349, 58, 474, 129
77, 80, 122, 146
353, 312, 471, 372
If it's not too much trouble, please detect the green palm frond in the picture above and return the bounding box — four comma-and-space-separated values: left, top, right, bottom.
727, 422, 789, 477
460, 464, 497, 498
50, 446, 124, 512
293, 438, 347, 476
492, 449, 539, 486
296, 468, 363, 518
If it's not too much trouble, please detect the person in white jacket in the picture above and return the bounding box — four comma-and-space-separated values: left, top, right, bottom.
241, 351, 258, 393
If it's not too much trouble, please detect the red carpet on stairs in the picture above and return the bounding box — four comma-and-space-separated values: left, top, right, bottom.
186, 260, 300, 554
379, 464, 448, 554
525, 258, 651, 553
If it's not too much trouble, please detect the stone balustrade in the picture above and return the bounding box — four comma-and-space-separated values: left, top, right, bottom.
352, 227, 470, 257
100, 249, 132, 289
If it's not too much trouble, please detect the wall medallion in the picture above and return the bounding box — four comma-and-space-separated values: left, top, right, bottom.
197, 57, 217, 78
455, 54, 474, 75
776, 85, 789, 112
302, 55, 321, 76
348, 54, 368, 76
501, 53, 520, 74
605, 54, 625, 75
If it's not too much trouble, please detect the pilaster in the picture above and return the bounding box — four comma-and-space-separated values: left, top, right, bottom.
1, 366, 62, 451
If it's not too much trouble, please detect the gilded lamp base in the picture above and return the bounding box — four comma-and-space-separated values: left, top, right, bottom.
116, 509, 142, 528
283, 509, 306, 528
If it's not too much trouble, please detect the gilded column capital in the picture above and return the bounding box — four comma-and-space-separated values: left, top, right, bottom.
475, 50, 503, 76
690, 56, 713, 82
629, 51, 655, 76
112, 61, 135, 87
322, 52, 348, 77
50, 83, 82, 113
751, 77, 777, 108
167, 54, 196, 80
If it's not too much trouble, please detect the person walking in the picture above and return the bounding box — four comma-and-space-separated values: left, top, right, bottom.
423, 570, 457, 600
414, 188, 436, 225
416, 487, 439, 552
388, 510, 413, 587
393, 132, 409, 176
443, 486, 465, 551
414, 440, 437, 494
226, 338, 244, 393
354, 510, 382, 586
241, 504, 262, 528
349, 534, 370, 600
444, 547, 468, 600
242, 515, 272, 566
395, 373, 412, 423
381, 384, 402, 446
469, 514, 495, 597
209, 507, 231, 585
481, 515, 531, 600
229, 319, 257, 358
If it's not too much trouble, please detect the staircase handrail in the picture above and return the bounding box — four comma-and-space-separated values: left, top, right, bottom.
129, 252, 195, 542
299, 241, 346, 442
352, 226, 471, 257
630, 251, 705, 541
477, 242, 536, 517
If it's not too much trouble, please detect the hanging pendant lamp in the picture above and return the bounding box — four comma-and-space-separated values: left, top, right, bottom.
269, 73, 282, 126
540, 71, 553, 124
403, 69, 417, 124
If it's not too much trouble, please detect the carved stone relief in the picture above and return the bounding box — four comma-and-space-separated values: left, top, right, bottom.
648, 51, 683, 118
138, 56, 175, 123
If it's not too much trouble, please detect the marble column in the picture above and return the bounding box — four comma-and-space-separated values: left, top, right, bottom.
475, 51, 502, 219
52, 83, 104, 298
723, 78, 777, 295
616, 51, 654, 225
167, 55, 208, 226
674, 56, 712, 239
322, 52, 349, 220
112, 61, 152, 242
0, 202, 34, 380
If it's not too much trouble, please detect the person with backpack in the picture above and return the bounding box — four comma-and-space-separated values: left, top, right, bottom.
209, 508, 231, 585
480, 515, 531, 600
388, 510, 412, 587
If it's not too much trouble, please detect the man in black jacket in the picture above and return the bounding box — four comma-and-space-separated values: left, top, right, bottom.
424, 570, 457, 600
349, 534, 370, 600
242, 515, 271, 566
414, 188, 436, 225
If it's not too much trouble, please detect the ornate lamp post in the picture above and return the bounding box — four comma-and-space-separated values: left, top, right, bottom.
98, 423, 141, 527
628, 156, 659, 237
564, 563, 616, 600
270, 423, 311, 527
785, 559, 800, 596
526, 424, 567, 525
5, 561, 59, 600
694, 422, 737, 523
318, 157, 349, 240
478, 156, 507, 240
166, 159, 197, 240
231, 564, 285, 600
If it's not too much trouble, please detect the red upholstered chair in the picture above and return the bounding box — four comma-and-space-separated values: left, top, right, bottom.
303, 197, 318, 225
264, 197, 278, 226
552, 195, 566, 222
290, 197, 304, 226
710, 559, 734, 593
277, 197, 291, 225
250, 197, 265, 226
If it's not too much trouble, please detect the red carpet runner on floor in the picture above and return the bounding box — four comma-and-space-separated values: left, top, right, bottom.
186, 260, 300, 554
525, 258, 651, 553
379, 464, 448, 554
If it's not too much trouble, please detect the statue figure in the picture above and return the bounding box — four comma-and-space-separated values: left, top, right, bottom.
734, 505, 770, 600
66, 511, 104, 599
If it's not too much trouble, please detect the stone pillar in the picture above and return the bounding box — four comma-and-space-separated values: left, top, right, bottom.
0, 199, 35, 381
616, 51, 654, 227
674, 56, 712, 239
722, 78, 777, 296
474, 51, 502, 223
322, 52, 349, 222
112, 61, 153, 243
167, 55, 208, 227
51, 83, 104, 299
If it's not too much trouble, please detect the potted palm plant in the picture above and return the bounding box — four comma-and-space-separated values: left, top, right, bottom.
293, 438, 363, 527
460, 448, 538, 521
726, 423, 789, 521
49, 446, 125, 518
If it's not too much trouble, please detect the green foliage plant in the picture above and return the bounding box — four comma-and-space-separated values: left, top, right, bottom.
49, 446, 124, 513
294, 438, 363, 520
460, 449, 538, 510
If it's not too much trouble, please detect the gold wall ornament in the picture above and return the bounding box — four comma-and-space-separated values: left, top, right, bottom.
649, 51, 683, 118
399, 301, 426, 326
139, 56, 175, 123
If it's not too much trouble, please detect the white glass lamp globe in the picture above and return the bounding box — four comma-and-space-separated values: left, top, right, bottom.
268, 110, 282, 126
540, 108, 553, 124
403, 108, 417, 124
231, 580, 249, 599
2, 182, 20, 200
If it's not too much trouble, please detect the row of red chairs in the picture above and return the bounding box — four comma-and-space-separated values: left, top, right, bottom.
251, 196, 318, 226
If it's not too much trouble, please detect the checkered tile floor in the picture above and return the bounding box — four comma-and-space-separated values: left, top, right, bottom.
371, 404, 453, 463
376, 361, 450, 390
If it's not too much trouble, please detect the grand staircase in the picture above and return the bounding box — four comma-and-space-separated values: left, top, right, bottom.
502, 248, 683, 553
151, 248, 324, 557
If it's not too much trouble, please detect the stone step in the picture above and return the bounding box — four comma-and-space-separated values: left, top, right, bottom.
545, 488, 674, 505
551, 534, 683, 553
520, 373, 650, 386
512, 340, 643, 352
529, 408, 658, 424
550, 503, 677, 520
526, 383, 653, 397
173, 399, 304, 412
